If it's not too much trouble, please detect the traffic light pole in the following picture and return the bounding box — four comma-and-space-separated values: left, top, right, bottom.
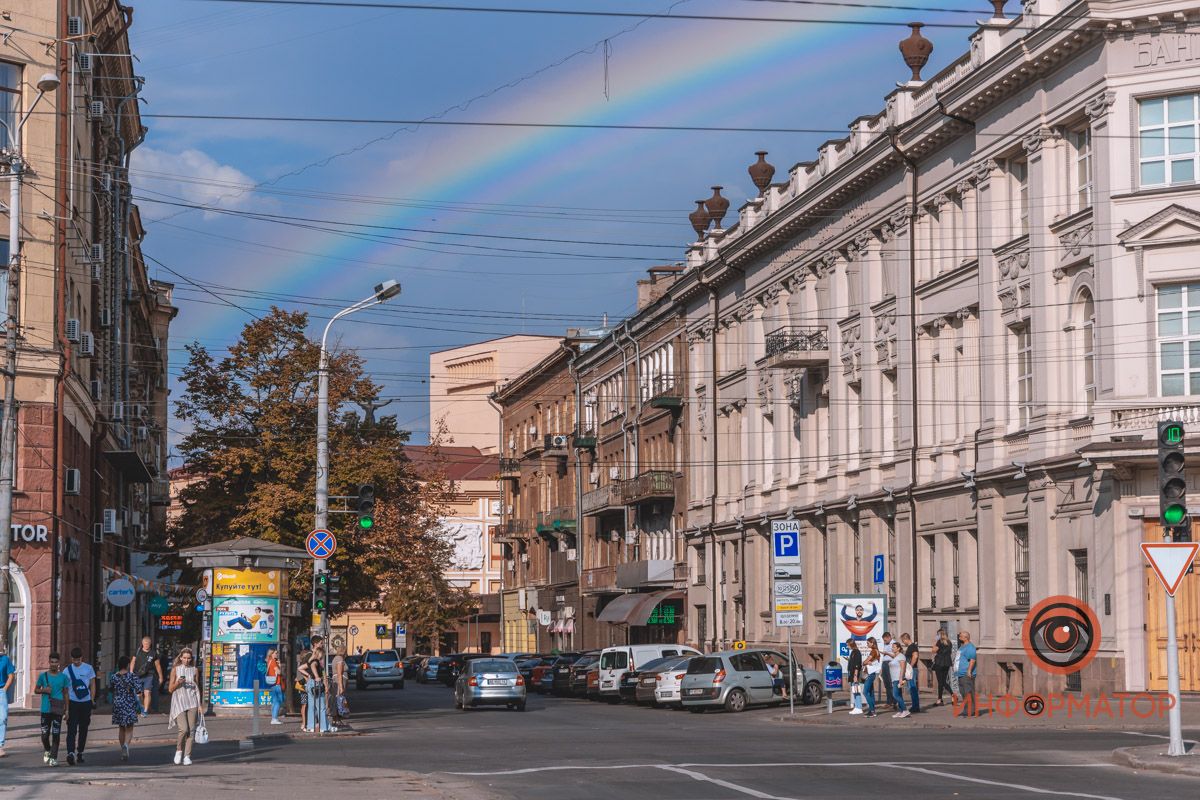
1164, 588, 1184, 756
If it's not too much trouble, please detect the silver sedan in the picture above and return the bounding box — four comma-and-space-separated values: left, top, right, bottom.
454, 658, 527, 712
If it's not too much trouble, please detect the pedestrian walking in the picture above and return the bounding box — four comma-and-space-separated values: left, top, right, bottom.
64, 647, 96, 765
931, 629, 953, 706
266, 648, 284, 725
296, 647, 311, 731
168, 648, 202, 766
330, 646, 348, 728
901, 633, 920, 713
130, 637, 163, 716
110, 656, 142, 761
0, 642, 15, 758
845, 638, 864, 716
884, 642, 908, 717
304, 637, 332, 734
862, 637, 881, 718
878, 632, 895, 709
954, 630, 977, 717
35, 652, 69, 766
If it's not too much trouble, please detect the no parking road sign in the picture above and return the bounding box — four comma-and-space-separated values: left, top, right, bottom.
306, 529, 337, 559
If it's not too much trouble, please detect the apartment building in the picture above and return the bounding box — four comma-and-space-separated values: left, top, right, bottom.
3, 2, 174, 706
669, 0, 1200, 696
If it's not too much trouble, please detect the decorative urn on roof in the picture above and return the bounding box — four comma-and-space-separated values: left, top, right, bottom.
899, 22, 934, 82
689, 200, 710, 237
748, 152, 776, 197
704, 186, 730, 230
991, 0, 1007, 18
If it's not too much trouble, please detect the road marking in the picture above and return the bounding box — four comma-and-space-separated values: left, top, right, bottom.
884, 765, 1128, 800
448, 761, 1118, 776
448, 764, 664, 776
657, 765, 796, 800
1119, 731, 1198, 743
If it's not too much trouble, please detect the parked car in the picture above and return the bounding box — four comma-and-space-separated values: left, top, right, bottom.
530, 653, 578, 693
526, 656, 561, 693
439, 653, 492, 686
597, 644, 701, 702
357, 649, 405, 690
568, 654, 600, 696
552, 652, 594, 695
618, 669, 641, 702
345, 654, 363, 682
454, 657, 527, 712
680, 649, 822, 712
622, 655, 684, 704
418, 657, 443, 684
401, 655, 424, 679
585, 664, 601, 700
633, 655, 693, 707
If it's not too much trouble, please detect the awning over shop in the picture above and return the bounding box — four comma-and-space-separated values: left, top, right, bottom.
596, 589, 685, 625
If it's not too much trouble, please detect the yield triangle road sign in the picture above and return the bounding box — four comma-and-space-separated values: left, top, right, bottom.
1141, 542, 1200, 596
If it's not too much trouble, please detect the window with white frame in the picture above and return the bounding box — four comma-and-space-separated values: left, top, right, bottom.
639, 343, 674, 401
1012, 158, 1029, 236
1139, 93, 1200, 188
1072, 127, 1093, 209
1076, 289, 1096, 411
1013, 525, 1030, 607
1156, 283, 1200, 396
0, 62, 20, 150
1015, 325, 1033, 427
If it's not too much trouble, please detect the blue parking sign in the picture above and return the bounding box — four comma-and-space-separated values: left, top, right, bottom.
872, 554, 885, 584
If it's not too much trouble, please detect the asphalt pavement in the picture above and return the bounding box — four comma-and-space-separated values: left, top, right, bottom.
2, 682, 1198, 799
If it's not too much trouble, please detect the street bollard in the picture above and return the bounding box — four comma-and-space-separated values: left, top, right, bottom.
251, 679, 261, 738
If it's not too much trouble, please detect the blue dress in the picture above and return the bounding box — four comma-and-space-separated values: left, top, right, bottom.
111, 672, 142, 727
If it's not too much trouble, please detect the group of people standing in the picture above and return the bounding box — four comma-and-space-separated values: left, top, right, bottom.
844, 628, 979, 719
21, 636, 203, 767
292, 635, 349, 734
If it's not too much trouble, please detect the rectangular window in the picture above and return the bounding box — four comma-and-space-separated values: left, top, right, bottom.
0, 62, 19, 150
949, 533, 960, 608
924, 535, 937, 609
820, 527, 829, 610
1013, 525, 1030, 607
887, 372, 899, 455
886, 519, 896, 611
1072, 127, 1093, 209
1012, 158, 1029, 236
1157, 284, 1200, 396
852, 522, 862, 593
1139, 94, 1200, 188
1016, 326, 1033, 427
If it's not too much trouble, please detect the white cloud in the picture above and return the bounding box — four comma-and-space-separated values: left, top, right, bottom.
130, 146, 258, 214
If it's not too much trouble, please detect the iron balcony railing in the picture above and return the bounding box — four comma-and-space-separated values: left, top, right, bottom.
621, 470, 675, 504
499, 458, 521, 479
582, 483, 624, 515
764, 326, 830, 359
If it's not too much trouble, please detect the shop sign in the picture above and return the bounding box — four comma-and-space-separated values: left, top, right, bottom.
647, 604, 676, 625
105, 578, 136, 607
159, 613, 184, 631
210, 568, 280, 596
10, 523, 48, 544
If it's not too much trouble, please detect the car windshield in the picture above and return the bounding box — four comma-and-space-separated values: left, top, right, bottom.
366, 651, 397, 663
686, 656, 724, 675
574, 654, 600, 668
471, 659, 517, 674
636, 656, 675, 673
599, 651, 629, 670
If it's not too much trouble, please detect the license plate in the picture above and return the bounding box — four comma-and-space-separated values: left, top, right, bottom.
686, 688, 704, 695
487, 679, 508, 686
641, 678, 654, 685
601, 681, 614, 688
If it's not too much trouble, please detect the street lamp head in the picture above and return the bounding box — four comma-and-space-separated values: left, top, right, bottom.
374, 279, 401, 302
35, 73, 60, 93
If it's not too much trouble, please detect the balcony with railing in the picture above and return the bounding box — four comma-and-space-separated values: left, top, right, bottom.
499, 458, 522, 480
1014, 571, 1030, 608
621, 470, 676, 505
498, 519, 532, 541
582, 483, 624, 516
761, 326, 830, 370
537, 507, 576, 534
645, 374, 683, 410
582, 564, 618, 593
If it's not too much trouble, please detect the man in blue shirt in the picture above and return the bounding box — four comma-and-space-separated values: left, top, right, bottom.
0, 643, 14, 758
35, 652, 70, 766
955, 630, 977, 718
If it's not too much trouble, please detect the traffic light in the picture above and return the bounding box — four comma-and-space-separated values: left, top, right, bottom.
314, 571, 330, 612
1158, 420, 1190, 542
327, 573, 342, 612
357, 483, 375, 530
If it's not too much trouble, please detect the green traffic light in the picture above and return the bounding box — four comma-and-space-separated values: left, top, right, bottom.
1163, 424, 1185, 446
1165, 504, 1187, 525
359, 517, 374, 530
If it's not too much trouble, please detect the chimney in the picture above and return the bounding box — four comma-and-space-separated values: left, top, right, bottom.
899, 23, 933, 83
636, 265, 684, 311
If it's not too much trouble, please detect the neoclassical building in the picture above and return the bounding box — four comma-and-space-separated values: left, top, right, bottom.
672, 0, 1200, 696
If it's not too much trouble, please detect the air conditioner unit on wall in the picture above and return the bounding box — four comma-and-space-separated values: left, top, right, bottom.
101, 508, 119, 535
67, 16, 84, 36
77, 52, 93, 72
65, 319, 80, 342
549, 434, 568, 448
65, 468, 81, 495
79, 332, 94, 357
88, 100, 104, 120
111, 401, 124, 421
91, 263, 102, 282
609, 466, 620, 480
90, 243, 103, 262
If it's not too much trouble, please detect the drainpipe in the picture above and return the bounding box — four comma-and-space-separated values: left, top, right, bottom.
487, 395, 505, 651
561, 342, 584, 651
888, 126, 921, 636
622, 320, 643, 562
613, 328, 632, 564
736, 515, 746, 641
696, 273, 720, 652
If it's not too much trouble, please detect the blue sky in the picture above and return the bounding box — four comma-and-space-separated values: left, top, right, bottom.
131, 0, 990, 457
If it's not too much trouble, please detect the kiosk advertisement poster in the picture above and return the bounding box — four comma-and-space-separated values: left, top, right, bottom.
212, 597, 279, 644
830, 594, 887, 672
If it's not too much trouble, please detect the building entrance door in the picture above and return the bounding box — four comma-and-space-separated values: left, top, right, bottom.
1144, 521, 1200, 692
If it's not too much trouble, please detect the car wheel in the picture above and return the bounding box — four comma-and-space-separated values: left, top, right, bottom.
516, 701, 526, 712
650, 700, 662, 709
724, 689, 748, 713
687, 706, 706, 713
803, 681, 823, 706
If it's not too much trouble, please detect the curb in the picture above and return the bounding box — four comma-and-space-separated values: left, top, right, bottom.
773, 712, 1185, 733
1111, 745, 1200, 777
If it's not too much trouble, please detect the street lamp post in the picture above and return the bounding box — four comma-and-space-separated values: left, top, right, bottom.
313, 279, 400, 590
0, 72, 61, 651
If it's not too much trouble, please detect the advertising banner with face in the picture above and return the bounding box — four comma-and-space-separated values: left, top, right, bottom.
830, 594, 887, 671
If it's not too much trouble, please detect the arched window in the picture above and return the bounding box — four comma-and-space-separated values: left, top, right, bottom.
1076, 288, 1096, 412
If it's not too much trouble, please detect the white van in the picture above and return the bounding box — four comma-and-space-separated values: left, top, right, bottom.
598, 644, 701, 700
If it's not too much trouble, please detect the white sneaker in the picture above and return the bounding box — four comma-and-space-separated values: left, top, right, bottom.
848, 708, 863, 715
270, 719, 283, 725
182, 756, 192, 766
174, 750, 182, 765
891, 712, 902, 718
899, 710, 911, 718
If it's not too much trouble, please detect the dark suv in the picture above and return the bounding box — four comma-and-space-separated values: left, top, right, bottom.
551, 652, 594, 695
438, 653, 492, 686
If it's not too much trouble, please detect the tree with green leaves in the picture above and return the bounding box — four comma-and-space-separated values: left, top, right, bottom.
170, 307, 471, 626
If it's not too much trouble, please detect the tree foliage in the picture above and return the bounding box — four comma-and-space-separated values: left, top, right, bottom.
171, 307, 471, 627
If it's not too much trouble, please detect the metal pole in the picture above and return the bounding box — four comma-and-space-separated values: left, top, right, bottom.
0, 150, 20, 650
251, 678, 261, 738
787, 625, 795, 716
1165, 591, 1185, 756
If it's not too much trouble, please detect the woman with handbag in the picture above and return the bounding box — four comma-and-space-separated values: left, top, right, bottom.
265, 649, 284, 725
845, 638, 864, 716
168, 648, 203, 766
863, 638, 882, 718
34, 652, 70, 767
931, 628, 953, 706
110, 656, 142, 761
